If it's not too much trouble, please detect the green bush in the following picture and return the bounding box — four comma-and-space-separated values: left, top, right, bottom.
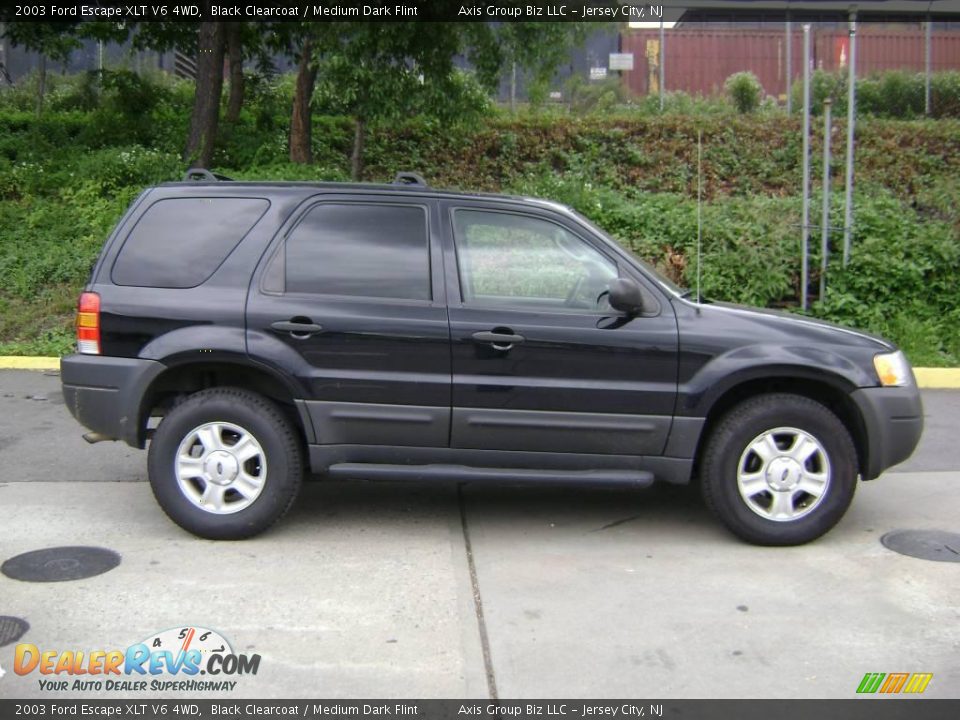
790, 70, 845, 116
814, 190, 960, 364
725, 71, 763, 114
0, 71, 958, 364
565, 75, 632, 115
858, 71, 925, 118
931, 71, 960, 118
791, 70, 960, 119
512, 174, 960, 365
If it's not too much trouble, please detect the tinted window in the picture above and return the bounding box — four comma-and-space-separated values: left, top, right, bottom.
112, 198, 268, 288
283, 204, 430, 301
453, 210, 618, 310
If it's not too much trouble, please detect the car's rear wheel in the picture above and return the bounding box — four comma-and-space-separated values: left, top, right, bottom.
148, 387, 302, 539
700, 393, 857, 546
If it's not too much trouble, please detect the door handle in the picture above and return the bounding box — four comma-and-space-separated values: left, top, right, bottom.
472, 330, 525, 350
271, 320, 324, 338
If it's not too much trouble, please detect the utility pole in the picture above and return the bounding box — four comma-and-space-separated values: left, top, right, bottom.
659, 19, 665, 112
786, 16, 793, 113
925, 14, 933, 116
842, 9, 858, 266
801, 24, 812, 311
820, 99, 833, 304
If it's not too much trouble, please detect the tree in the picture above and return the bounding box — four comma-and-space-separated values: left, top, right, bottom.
289, 32, 319, 164
225, 22, 262, 123
183, 20, 226, 167
291, 21, 591, 178
1, 23, 82, 115
257, 22, 320, 164
80, 19, 224, 164
85, 17, 257, 165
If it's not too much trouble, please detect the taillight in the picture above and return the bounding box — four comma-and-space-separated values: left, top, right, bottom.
76, 292, 101, 355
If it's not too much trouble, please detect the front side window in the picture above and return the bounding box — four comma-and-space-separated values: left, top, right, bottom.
453, 209, 618, 311
280, 203, 430, 301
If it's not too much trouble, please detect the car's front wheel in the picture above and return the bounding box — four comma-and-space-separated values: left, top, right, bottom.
147, 387, 302, 539
700, 393, 858, 546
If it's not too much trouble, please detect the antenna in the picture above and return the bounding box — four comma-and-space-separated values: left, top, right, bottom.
696, 128, 703, 304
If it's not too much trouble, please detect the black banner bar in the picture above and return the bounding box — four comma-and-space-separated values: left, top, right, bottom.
1, 700, 960, 720
3, 1, 955, 24
0, 1, 684, 24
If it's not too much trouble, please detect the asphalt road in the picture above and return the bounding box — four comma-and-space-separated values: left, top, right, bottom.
1, 370, 958, 699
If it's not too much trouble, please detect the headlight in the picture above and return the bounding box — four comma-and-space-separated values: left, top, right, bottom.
873, 350, 912, 387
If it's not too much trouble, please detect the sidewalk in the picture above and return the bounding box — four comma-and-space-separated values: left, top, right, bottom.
2, 473, 958, 699
2, 371, 959, 699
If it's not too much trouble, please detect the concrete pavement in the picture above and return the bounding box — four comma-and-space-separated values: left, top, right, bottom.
1, 370, 958, 699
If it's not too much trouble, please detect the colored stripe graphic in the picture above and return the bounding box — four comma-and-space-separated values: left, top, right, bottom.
857, 673, 886, 693
903, 673, 934, 694
879, 672, 910, 693
857, 672, 933, 694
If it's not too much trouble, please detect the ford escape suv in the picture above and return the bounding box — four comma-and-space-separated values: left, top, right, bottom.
61, 171, 923, 545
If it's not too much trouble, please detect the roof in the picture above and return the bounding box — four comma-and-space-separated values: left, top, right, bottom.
157, 177, 577, 216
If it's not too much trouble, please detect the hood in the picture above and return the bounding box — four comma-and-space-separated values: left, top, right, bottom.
692, 300, 894, 351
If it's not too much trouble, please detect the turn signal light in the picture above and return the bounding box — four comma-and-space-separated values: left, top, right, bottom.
76, 292, 101, 355
873, 350, 911, 387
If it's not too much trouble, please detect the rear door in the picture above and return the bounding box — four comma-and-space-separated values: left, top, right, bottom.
441, 201, 678, 456
246, 194, 450, 447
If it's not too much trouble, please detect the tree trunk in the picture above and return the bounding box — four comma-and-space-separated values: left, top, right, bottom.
183, 20, 226, 168
36, 54, 46, 117
350, 117, 366, 181
289, 37, 317, 164
225, 22, 244, 123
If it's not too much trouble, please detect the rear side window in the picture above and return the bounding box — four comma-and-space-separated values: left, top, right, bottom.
276, 203, 430, 301
111, 197, 269, 288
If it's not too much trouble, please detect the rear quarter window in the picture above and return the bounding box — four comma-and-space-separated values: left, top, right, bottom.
111, 197, 269, 288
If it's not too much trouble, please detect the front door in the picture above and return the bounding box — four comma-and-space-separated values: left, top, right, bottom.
442, 202, 678, 456
246, 195, 450, 447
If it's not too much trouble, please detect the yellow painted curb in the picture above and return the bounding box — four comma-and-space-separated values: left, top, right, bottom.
1, 356, 959, 388
0, 356, 60, 370
913, 368, 960, 389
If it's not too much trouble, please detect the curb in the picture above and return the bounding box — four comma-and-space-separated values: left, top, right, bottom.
912, 368, 960, 389
0, 356, 61, 370
2, 356, 960, 389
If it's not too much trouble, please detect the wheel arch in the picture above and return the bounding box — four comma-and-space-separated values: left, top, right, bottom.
691, 375, 869, 481
136, 358, 312, 448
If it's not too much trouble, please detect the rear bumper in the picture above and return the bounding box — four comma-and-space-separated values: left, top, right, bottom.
851, 385, 924, 480
60, 354, 165, 448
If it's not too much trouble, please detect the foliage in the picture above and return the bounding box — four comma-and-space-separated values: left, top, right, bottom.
511, 175, 960, 365
812, 190, 960, 365
565, 76, 632, 115
791, 70, 960, 119
0, 70, 958, 365
725, 72, 763, 114
0, 21, 82, 63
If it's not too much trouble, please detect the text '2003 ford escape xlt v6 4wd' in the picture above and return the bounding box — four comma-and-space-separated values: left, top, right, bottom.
61, 170, 923, 545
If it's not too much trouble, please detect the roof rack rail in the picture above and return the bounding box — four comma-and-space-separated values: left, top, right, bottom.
392, 171, 428, 187
183, 168, 234, 182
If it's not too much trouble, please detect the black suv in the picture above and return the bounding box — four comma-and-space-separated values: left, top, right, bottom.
61, 171, 923, 545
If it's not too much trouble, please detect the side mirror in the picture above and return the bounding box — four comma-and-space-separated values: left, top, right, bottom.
608, 278, 645, 315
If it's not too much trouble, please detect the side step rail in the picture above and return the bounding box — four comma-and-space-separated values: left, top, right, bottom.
326, 463, 654, 487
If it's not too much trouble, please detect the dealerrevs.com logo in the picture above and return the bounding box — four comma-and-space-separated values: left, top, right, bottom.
12, 626, 260, 693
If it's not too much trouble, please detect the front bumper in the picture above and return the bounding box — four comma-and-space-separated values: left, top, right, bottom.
850, 385, 924, 480
60, 354, 165, 448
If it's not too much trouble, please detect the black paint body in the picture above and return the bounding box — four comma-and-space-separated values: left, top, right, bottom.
60, 181, 923, 486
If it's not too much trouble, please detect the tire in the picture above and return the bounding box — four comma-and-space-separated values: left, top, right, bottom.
147, 387, 303, 540
700, 393, 857, 546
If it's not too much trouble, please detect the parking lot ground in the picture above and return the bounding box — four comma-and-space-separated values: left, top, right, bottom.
1, 370, 958, 699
